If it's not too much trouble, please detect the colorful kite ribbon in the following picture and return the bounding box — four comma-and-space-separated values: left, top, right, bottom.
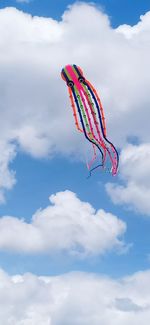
61, 64, 119, 176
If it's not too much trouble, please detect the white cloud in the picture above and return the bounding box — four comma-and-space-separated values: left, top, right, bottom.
0, 268, 150, 324
0, 190, 126, 255
0, 4, 150, 200
0, 141, 16, 203
0, 4, 150, 154
106, 144, 150, 216
116, 12, 150, 39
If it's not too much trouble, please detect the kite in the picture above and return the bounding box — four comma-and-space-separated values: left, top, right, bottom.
61, 64, 119, 176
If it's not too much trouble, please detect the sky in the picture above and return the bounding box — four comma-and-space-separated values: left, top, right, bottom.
0, 0, 150, 324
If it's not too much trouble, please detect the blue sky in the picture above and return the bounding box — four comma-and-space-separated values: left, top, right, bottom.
0, 0, 150, 324
0, 0, 150, 27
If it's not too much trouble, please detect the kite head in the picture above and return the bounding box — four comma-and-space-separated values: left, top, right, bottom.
61, 64, 85, 88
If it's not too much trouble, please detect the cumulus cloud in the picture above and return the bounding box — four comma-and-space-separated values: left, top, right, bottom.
0, 268, 150, 324
116, 11, 150, 39
0, 4, 150, 200
0, 5, 150, 154
106, 144, 150, 216
0, 190, 126, 255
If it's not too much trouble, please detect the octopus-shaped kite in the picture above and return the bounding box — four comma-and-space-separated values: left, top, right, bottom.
61, 64, 119, 176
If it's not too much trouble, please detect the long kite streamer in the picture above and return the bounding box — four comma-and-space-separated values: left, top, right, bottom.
61, 64, 119, 176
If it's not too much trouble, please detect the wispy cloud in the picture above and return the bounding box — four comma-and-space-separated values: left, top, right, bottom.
16, 0, 31, 3
0, 141, 16, 203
